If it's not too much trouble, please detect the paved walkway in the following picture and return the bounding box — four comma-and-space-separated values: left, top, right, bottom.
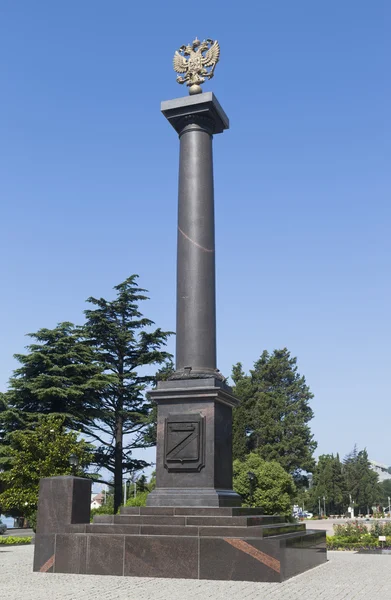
1, 545, 390, 599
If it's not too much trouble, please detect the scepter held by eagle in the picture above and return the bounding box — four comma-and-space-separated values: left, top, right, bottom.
173, 38, 220, 95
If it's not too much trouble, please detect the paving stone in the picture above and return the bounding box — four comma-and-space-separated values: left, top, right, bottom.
1, 546, 391, 600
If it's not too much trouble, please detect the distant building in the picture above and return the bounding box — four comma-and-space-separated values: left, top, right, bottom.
369, 460, 391, 482
90, 492, 105, 509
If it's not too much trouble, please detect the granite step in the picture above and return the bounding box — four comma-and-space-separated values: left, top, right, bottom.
119, 506, 284, 519
73, 520, 304, 539
93, 513, 286, 527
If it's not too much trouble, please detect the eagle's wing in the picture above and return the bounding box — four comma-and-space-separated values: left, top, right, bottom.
173, 51, 188, 73
202, 40, 220, 67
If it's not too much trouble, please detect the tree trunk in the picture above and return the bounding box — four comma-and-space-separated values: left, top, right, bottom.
114, 414, 123, 513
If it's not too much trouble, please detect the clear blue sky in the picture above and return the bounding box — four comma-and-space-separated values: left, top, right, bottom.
0, 1, 390, 470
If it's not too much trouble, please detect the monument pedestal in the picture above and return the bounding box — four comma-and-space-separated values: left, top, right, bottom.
146, 378, 241, 507
34, 499, 327, 580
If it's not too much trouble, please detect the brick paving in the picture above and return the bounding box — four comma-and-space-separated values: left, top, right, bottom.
1, 545, 391, 599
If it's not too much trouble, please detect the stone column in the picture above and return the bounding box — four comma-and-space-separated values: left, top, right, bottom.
165, 93, 226, 378
176, 114, 216, 375
147, 93, 241, 508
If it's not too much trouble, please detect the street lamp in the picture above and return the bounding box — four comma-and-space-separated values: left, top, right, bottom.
323, 496, 326, 517
318, 496, 321, 517
69, 453, 79, 476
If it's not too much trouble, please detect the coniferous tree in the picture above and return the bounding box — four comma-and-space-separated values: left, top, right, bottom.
343, 447, 381, 514
310, 454, 345, 515
6, 322, 105, 432
232, 349, 317, 477
3, 278, 172, 513
83, 275, 172, 512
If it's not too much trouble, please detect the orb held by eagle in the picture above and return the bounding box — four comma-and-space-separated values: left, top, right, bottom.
173, 38, 220, 95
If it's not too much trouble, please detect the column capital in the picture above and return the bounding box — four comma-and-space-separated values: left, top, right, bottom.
161, 92, 229, 135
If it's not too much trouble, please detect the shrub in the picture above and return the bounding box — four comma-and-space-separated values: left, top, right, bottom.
90, 504, 115, 520
233, 453, 296, 515
0, 536, 32, 545
28, 512, 37, 532
0, 523, 7, 535
333, 521, 368, 540
327, 534, 391, 550
125, 491, 149, 507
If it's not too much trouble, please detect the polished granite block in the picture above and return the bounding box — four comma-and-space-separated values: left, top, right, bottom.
93, 514, 114, 523
54, 534, 88, 574
86, 535, 124, 576
124, 535, 198, 579
113, 515, 187, 526
33, 534, 55, 573
199, 536, 281, 582
139, 524, 199, 536
86, 524, 141, 535
36, 476, 91, 534
34, 527, 326, 580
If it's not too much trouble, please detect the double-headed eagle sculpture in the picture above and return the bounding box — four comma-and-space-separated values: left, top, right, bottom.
173, 38, 220, 95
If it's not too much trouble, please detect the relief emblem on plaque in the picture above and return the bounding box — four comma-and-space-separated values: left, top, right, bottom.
164, 413, 205, 472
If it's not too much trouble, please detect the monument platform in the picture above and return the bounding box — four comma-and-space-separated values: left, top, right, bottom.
34, 504, 326, 581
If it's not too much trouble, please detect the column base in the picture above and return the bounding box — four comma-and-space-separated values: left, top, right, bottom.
146, 488, 241, 508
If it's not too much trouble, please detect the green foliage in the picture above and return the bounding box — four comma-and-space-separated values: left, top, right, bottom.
231, 363, 253, 461
307, 448, 382, 516
233, 453, 296, 515
326, 536, 388, 550
6, 322, 105, 433
2, 277, 172, 516
333, 521, 368, 540
328, 521, 391, 550
380, 479, 391, 506
343, 447, 381, 514
90, 506, 115, 519
0, 536, 32, 545
0, 415, 92, 519
27, 511, 37, 532
136, 474, 147, 493
232, 349, 316, 475
83, 275, 172, 512
125, 491, 149, 507
148, 471, 156, 491
310, 454, 345, 515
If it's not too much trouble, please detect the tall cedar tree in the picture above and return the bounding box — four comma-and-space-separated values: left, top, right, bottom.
343, 446, 381, 514
232, 349, 317, 477
310, 454, 345, 514
5, 323, 105, 433
83, 276, 172, 512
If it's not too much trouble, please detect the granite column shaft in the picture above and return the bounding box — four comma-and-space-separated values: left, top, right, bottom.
176, 117, 216, 374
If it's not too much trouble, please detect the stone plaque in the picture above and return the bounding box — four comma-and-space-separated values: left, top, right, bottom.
164, 413, 205, 472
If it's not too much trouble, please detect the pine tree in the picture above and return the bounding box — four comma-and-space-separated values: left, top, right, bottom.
310, 454, 345, 514
6, 322, 104, 432
3, 277, 172, 514
343, 447, 381, 514
83, 275, 172, 512
232, 349, 317, 476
